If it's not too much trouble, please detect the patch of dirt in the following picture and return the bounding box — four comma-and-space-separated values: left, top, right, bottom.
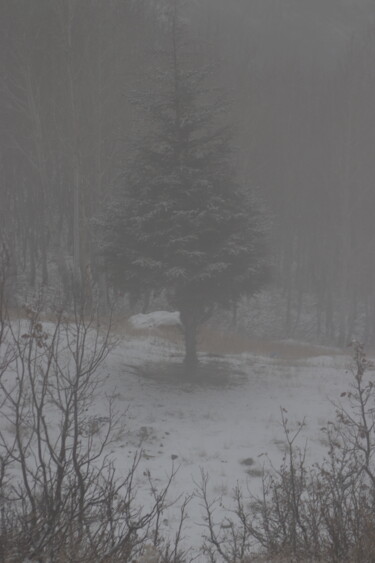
131, 360, 247, 389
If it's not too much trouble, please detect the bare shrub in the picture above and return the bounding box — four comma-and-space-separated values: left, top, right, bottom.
197, 470, 254, 562
0, 290, 187, 562
198, 342, 375, 563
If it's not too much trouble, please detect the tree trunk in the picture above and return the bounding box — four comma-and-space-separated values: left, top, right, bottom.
180, 307, 199, 374
184, 322, 198, 372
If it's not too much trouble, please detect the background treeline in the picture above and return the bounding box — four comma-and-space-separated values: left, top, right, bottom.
1, 0, 375, 345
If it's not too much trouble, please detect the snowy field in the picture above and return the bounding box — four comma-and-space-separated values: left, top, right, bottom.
90, 313, 352, 556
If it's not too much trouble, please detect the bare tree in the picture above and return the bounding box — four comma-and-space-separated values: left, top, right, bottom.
0, 289, 186, 561
198, 343, 375, 562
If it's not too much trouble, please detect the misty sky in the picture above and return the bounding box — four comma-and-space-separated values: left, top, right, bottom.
195, 0, 375, 71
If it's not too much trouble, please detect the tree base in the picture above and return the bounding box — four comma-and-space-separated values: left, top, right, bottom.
183, 355, 199, 377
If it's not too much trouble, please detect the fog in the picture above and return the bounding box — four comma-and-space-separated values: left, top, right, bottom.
1, 0, 375, 345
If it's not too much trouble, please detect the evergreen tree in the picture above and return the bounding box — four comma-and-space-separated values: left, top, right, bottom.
100, 1, 268, 371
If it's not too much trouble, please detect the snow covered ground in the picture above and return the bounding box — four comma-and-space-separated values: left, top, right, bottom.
128, 310, 181, 329
95, 320, 351, 556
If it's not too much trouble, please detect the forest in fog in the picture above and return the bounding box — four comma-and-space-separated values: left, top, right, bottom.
1, 0, 375, 345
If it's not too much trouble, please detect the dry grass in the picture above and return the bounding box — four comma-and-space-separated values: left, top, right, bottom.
7, 308, 342, 361
248, 557, 321, 563
199, 329, 341, 359
116, 317, 342, 360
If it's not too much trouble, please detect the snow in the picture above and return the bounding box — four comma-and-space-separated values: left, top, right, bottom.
2, 317, 352, 558
98, 329, 350, 555
128, 310, 181, 329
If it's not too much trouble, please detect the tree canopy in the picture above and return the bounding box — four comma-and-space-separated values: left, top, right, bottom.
100, 3, 268, 368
